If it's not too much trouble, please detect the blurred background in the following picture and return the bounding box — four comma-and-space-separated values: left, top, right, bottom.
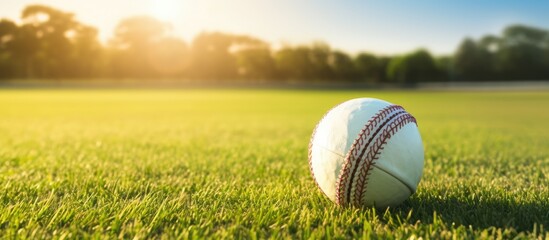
1, 0, 549, 86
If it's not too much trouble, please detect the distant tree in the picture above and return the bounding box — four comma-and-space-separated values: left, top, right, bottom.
9, 24, 42, 78
188, 32, 238, 80
376, 57, 392, 83
0, 19, 19, 78
188, 32, 274, 80
387, 49, 439, 84
545, 42, 549, 77
435, 56, 454, 81
0, 5, 104, 79
453, 25, 549, 82
454, 38, 494, 81
274, 46, 312, 80
67, 24, 105, 77
112, 16, 168, 49
354, 53, 382, 83
478, 35, 499, 51
5, 3, 549, 84
233, 42, 276, 81
147, 37, 188, 77
502, 25, 547, 45
495, 25, 549, 80
308, 42, 332, 79
110, 16, 168, 78
274, 42, 333, 80
328, 51, 356, 80
20, 5, 78, 78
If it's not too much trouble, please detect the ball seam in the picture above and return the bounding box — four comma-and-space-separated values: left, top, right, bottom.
353, 113, 417, 206
335, 105, 405, 206
345, 110, 406, 205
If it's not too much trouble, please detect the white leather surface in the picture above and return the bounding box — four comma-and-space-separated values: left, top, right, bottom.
361, 166, 412, 207
311, 98, 391, 201
310, 98, 424, 207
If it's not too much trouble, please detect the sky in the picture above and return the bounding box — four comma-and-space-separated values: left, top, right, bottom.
1, 0, 549, 55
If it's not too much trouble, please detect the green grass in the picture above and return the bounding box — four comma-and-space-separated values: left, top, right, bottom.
0, 89, 548, 239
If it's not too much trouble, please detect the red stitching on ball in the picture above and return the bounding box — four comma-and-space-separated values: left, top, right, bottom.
335, 105, 405, 206
344, 110, 406, 205
309, 101, 418, 207
353, 113, 417, 206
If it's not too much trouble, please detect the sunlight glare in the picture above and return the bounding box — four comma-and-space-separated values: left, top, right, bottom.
150, 0, 181, 22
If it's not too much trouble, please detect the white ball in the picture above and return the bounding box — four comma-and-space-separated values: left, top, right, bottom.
308, 98, 424, 208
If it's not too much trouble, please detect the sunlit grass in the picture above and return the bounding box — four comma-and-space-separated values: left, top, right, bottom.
0, 89, 548, 238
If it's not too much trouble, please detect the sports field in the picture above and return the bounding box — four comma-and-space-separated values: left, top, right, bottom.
0, 89, 548, 238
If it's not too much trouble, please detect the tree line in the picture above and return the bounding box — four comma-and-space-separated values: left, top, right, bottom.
1, 4, 549, 83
